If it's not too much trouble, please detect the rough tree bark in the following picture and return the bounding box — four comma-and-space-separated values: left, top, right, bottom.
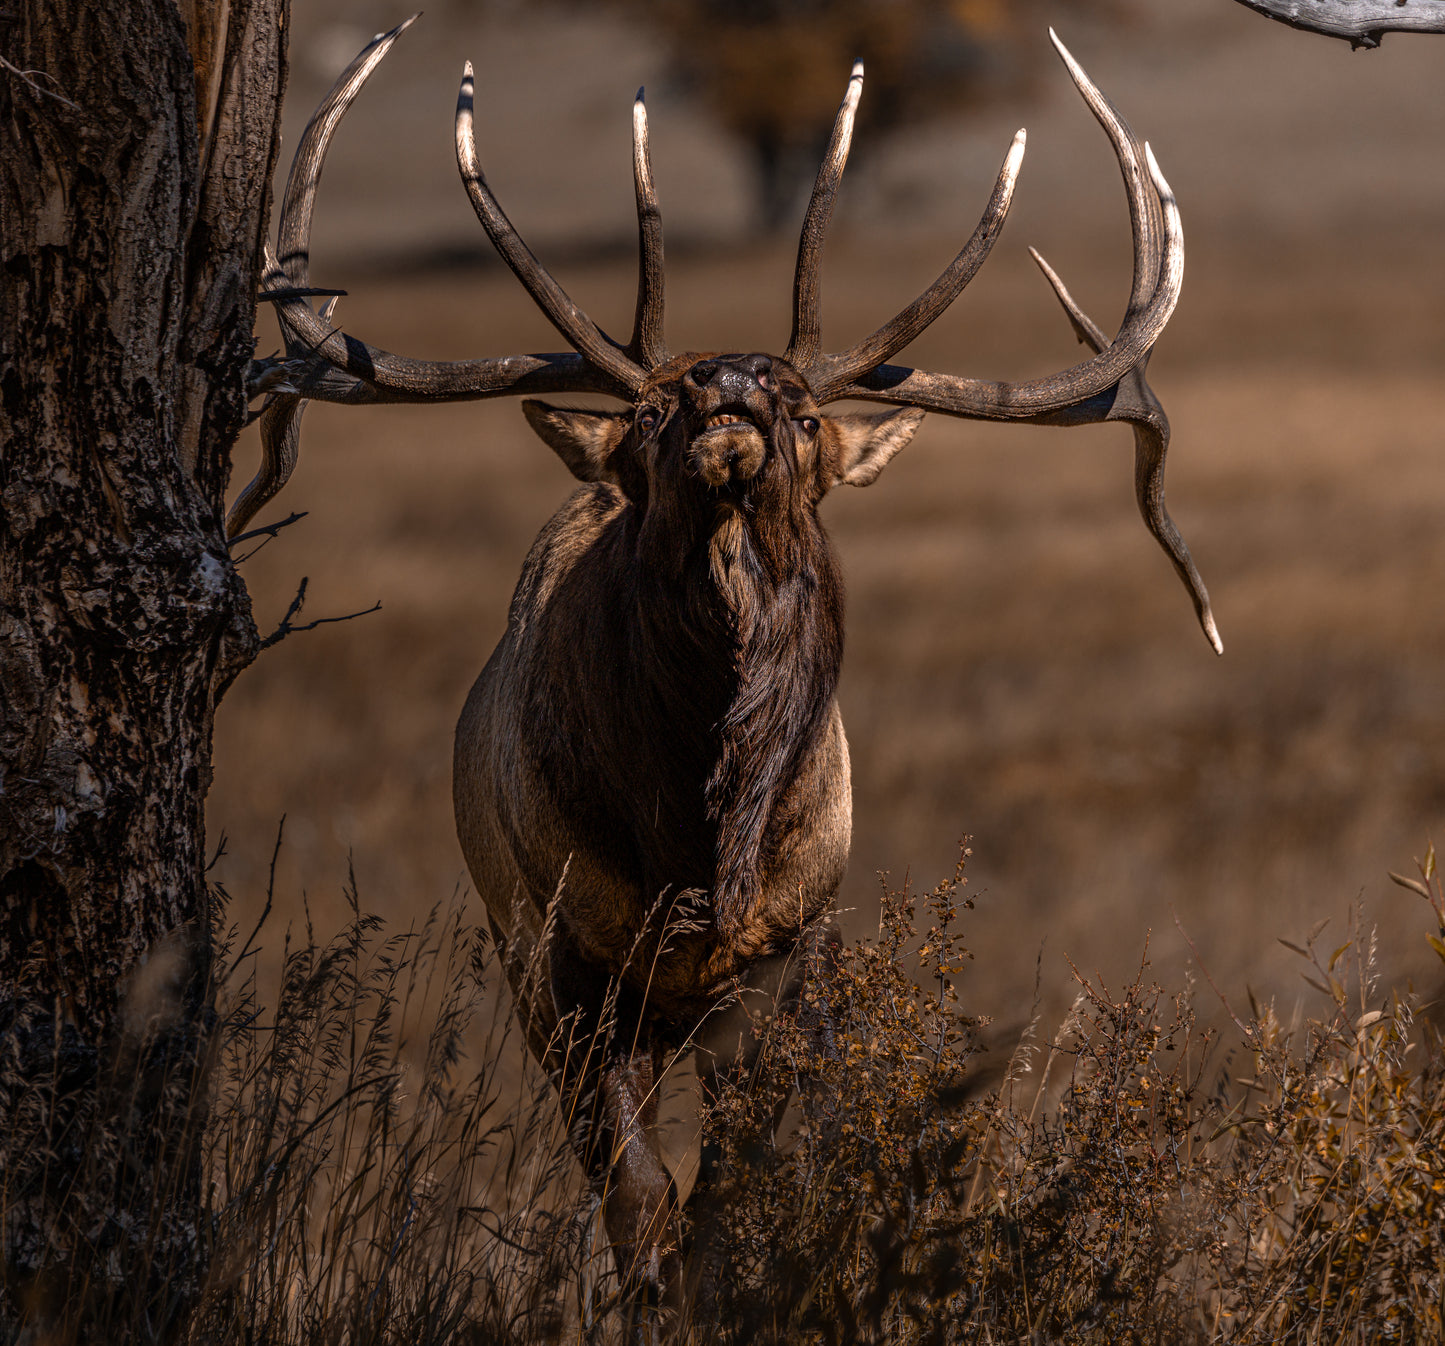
1229, 0, 1445, 46
0, 0, 285, 1338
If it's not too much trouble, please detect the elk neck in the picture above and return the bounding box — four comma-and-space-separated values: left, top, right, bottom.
632, 484, 845, 930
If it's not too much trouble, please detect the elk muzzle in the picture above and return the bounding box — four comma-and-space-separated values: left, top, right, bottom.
685, 354, 776, 488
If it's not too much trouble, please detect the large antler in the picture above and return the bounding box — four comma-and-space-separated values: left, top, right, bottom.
233, 16, 666, 536
786, 31, 1218, 654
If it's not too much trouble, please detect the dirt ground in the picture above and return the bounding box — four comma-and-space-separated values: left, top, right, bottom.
212, 0, 1445, 1045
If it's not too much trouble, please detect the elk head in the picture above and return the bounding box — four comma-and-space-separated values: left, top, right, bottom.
521, 353, 923, 526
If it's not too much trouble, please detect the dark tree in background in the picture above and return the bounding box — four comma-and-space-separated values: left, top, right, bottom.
0, 0, 284, 1337
617, 0, 1126, 230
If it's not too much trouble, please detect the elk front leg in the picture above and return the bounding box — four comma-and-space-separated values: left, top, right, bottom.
549, 935, 682, 1330
596, 1041, 681, 1315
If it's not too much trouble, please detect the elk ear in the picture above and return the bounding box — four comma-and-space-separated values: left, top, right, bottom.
830, 407, 926, 487
522, 401, 628, 483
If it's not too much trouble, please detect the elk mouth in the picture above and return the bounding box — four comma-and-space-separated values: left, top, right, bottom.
691, 409, 767, 487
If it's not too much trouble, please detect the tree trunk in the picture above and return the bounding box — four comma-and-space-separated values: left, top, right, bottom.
0, 1, 285, 1337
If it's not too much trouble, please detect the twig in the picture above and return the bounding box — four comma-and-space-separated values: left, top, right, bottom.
1173, 912, 1254, 1039
1230, 0, 1445, 47
235, 816, 285, 968
228, 510, 309, 563
260, 576, 381, 650
1, 53, 81, 108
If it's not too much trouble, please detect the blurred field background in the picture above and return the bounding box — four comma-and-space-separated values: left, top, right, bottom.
213, 0, 1445, 1039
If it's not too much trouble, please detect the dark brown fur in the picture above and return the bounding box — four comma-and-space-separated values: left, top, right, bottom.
453, 352, 921, 1318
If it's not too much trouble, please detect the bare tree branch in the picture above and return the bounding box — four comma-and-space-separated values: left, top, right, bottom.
260, 576, 381, 650
228, 509, 309, 563
0, 52, 80, 107
1229, 0, 1445, 47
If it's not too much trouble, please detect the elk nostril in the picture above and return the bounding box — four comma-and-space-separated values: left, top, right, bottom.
690, 360, 718, 387
751, 355, 773, 390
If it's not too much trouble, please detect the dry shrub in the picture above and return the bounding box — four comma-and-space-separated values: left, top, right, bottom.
1219, 851, 1445, 1342
691, 845, 1445, 1344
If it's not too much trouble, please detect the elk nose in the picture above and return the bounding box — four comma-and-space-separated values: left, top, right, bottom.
686, 353, 775, 400
742, 354, 773, 389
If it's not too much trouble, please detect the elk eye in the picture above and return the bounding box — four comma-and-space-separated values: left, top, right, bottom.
636, 407, 660, 433
796, 417, 820, 436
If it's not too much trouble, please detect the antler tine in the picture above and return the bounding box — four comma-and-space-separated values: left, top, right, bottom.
229, 393, 306, 539
1030, 227, 1221, 656
823, 34, 1183, 420
270, 16, 420, 298
456, 63, 646, 394
785, 60, 864, 369
1045, 29, 1162, 325
626, 88, 668, 368
805, 128, 1027, 399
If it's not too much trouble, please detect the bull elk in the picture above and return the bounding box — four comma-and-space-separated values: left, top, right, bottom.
239, 16, 1219, 1328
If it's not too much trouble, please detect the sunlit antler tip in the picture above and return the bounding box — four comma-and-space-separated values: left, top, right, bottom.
635, 86, 645, 104
462, 60, 474, 81
850, 59, 864, 81
1047, 28, 1087, 84
373, 14, 420, 45
1006, 127, 1027, 172
1144, 141, 1170, 192
1203, 613, 1223, 656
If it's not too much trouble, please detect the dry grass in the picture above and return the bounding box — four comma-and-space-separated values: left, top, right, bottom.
684, 847, 1445, 1343
193, 877, 602, 1344
195, 844, 1445, 1346
10, 841, 1444, 1343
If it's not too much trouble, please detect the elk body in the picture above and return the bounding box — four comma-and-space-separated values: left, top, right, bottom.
240, 17, 1220, 1327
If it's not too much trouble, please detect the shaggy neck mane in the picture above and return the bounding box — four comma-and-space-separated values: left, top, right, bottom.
637, 494, 843, 932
